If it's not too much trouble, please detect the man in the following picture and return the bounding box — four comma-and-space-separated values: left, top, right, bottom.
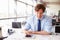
24, 4, 52, 35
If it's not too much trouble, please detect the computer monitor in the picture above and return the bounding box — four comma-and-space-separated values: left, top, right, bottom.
12, 22, 21, 28
56, 22, 60, 25
55, 25, 60, 33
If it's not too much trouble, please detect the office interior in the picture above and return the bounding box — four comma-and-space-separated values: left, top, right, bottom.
0, 0, 60, 40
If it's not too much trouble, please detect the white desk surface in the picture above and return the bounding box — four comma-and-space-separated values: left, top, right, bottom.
4, 29, 60, 40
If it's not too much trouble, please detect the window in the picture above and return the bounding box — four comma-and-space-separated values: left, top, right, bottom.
0, 0, 8, 18
8, 0, 16, 18
19, 0, 33, 5
26, 5, 33, 16
26, 0, 33, 5
17, 2, 27, 17
0, 0, 37, 28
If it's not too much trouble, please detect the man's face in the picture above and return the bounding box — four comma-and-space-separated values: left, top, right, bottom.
35, 9, 44, 18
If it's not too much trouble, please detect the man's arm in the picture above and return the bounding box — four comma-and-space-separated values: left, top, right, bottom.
24, 30, 50, 35
32, 31, 50, 35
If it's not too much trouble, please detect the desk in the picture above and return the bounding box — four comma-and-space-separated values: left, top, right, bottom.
4, 29, 60, 40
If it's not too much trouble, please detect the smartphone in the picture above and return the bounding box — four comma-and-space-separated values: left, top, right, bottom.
25, 35, 32, 37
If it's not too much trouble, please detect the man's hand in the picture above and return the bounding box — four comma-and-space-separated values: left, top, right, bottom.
25, 31, 33, 35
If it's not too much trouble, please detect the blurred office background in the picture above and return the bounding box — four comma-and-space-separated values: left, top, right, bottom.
0, 0, 60, 37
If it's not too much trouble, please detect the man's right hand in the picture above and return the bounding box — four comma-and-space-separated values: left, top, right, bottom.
25, 31, 32, 35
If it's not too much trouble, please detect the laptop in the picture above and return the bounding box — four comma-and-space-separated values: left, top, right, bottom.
55, 25, 60, 35
12, 22, 21, 28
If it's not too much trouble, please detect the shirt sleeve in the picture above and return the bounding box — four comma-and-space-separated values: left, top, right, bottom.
44, 18, 52, 33
23, 18, 31, 30
24, 22, 31, 30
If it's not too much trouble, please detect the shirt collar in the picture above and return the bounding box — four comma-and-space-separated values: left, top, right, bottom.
34, 14, 45, 20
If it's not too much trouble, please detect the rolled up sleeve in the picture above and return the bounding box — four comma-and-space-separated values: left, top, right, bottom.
24, 22, 31, 30
23, 17, 32, 30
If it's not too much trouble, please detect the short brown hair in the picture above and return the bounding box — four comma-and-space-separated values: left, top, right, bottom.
35, 4, 46, 12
